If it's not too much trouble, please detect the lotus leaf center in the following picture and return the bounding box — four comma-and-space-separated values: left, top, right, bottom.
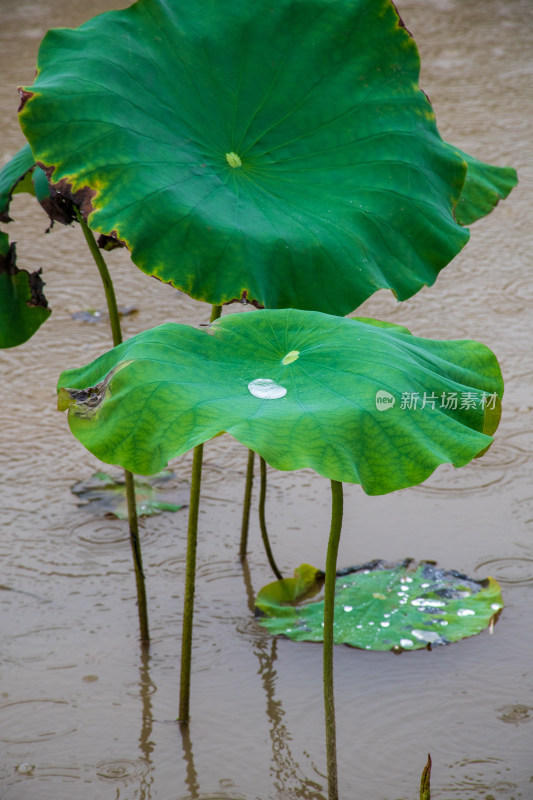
282, 350, 300, 365
225, 152, 242, 168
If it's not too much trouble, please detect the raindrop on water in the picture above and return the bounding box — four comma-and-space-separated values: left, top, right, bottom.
16, 763, 35, 776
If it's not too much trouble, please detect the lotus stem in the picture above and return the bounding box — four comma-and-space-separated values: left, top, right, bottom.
323, 479, 343, 800
74, 207, 123, 347
178, 442, 203, 724
210, 304, 222, 322
124, 470, 150, 644
259, 457, 283, 580
75, 207, 149, 643
178, 303, 221, 722
239, 449, 255, 560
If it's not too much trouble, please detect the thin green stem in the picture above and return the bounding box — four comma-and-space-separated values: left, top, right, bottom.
74, 207, 122, 348
178, 304, 220, 722
178, 442, 203, 724
75, 207, 149, 643
210, 304, 222, 322
239, 449, 255, 561
259, 457, 283, 580
125, 471, 150, 643
323, 480, 343, 800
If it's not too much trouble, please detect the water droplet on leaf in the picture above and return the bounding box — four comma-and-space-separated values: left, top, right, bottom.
248, 378, 287, 400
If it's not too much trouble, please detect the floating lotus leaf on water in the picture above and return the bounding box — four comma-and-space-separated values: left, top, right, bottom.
0, 231, 50, 348
255, 560, 504, 651
71, 469, 186, 519
70, 306, 138, 324
57, 308, 503, 495
18, 0, 513, 315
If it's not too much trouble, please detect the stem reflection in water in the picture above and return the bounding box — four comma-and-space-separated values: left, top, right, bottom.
242, 559, 330, 800
138, 644, 155, 800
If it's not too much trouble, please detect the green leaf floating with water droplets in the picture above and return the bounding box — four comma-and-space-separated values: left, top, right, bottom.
255, 561, 504, 651
57, 308, 503, 495
0, 231, 51, 348
19, 0, 480, 315
71, 469, 185, 519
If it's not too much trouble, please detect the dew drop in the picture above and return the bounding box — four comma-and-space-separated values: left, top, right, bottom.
248, 378, 287, 400
16, 763, 35, 776
457, 608, 475, 616
491, 603, 502, 611
400, 639, 413, 648
380, 621, 390, 627
411, 629, 441, 643
411, 598, 446, 608
343, 605, 353, 612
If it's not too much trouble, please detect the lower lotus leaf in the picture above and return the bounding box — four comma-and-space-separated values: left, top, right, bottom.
0, 231, 51, 348
71, 469, 186, 519
255, 561, 503, 651
57, 308, 503, 495
450, 146, 518, 226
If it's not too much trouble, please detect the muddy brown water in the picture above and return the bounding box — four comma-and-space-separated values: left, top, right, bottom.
1, 0, 532, 797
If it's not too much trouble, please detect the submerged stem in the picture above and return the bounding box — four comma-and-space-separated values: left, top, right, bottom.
323, 480, 343, 800
259, 457, 283, 580
179, 443, 203, 724
75, 207, 149, 643
239, 449, 255, 561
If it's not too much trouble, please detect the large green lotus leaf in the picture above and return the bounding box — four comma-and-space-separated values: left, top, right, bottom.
0, 231, 51, 348
19, 0, 474, 315
57, 308, 503, 495
450, 146, 518, 226
255, 561, 504, 651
